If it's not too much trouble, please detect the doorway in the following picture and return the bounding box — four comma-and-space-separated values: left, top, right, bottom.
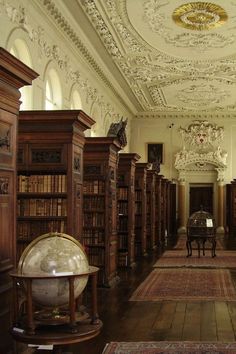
189, 184, 213, 215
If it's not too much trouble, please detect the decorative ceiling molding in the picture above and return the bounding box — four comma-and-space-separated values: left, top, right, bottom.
172, 2, 228, 31
143, 0, 234, 51
35, 0, 134, 115
135, 112, 236, 119
1, 0, 134, 119
79, 0, 236, 114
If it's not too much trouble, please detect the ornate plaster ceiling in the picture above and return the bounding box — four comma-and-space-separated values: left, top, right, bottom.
75, 0, 236, 115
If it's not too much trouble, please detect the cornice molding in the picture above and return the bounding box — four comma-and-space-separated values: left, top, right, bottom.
36, 0, 134, 115
134, 112, 236, 119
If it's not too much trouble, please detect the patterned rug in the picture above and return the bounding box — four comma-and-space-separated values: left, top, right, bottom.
129, 269, 236, 301
174, 236, 224, 251
102, 341, 236, 353
153, 250, 236, 269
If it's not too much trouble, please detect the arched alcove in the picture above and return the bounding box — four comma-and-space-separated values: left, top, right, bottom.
70, 88, 83, 109
44, 66, 62, 110
9, 39, 33, 109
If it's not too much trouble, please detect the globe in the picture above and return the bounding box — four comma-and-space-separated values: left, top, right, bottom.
18, 232, 89, 308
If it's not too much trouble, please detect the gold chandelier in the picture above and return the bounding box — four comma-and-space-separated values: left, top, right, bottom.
172, 2, 228, 30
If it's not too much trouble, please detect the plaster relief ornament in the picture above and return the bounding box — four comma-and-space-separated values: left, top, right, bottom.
175, 121, 227, 175
179, 120, 224, 150
172, 2, 228, 31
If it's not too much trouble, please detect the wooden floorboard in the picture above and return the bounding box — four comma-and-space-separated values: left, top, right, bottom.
201, 301, 217, 341
26, 236, 236, 354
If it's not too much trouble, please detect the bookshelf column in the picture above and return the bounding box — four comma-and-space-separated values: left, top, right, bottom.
0, 48, 38, 353
135, 162, 150, 257
17, 110, 95, 260
83, 137, 121, 287
117, 153, 140, 267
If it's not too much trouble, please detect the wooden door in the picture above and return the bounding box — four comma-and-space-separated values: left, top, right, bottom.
189, 186, 213, 215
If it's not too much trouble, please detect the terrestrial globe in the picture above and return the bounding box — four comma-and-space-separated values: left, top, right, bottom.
18, 232, 89, 308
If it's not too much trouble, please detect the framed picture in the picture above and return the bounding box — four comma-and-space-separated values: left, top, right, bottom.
147, 143, 164, 164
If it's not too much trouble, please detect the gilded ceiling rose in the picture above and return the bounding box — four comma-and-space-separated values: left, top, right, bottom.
172, 2, 228, 30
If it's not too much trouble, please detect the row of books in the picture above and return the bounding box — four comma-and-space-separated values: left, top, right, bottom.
17, 220, 66, 239
117, 187, 128, 200
83, 195, 105, 210
86, 247, 105, 266
135, 203, 142, 214
135, 190, 142, 200
135, 215, 142, 227
83, 180, 105, 194
18, 174, 67, 193
118, 218, 128, 232
83, 212, 104, 227
118, 233, 128, 249
118, 251, 128, 267
17, 198, 67, 217
83, 229, 104, 245
118, 201, 128, 214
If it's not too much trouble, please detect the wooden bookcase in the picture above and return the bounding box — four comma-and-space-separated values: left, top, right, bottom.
155, 174, 162, 248
226, 180, 236, 235
134, 162, 150, 257
146, 169, 157, 250
0, 48, 38, 353
83, 137, 121, 286
169, 182, 177, 238
117, 153, 140, 267
160, 177, 168, 245
17, 110, 94, 261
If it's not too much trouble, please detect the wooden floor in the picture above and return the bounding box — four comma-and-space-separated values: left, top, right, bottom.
29, 235, 236, 354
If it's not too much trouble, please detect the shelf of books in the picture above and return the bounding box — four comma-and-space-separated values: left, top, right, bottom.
17, 110, 94, 261
155, 174, 162, 248
146, 169, 157, 250
169, 182, 177, 239
82, 137, 121, 287
117, 153, 140, 267
134, 163, 150, 257
160, 177, 168, 245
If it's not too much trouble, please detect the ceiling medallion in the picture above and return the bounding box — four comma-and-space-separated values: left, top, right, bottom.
172, 2, 228, 30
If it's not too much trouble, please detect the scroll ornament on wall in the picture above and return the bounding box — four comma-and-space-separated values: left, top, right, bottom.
175, 120, 227, 170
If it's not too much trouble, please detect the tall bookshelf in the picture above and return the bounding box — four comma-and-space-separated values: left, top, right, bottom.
226, 180, 236, 235
117, 153, 140, 267
82, 137, 121, 286
17, 110, 94, 261
146, 169, 157, 250
0, 48, 38, 353
169, 182, 177, 239
160, 177, 167, 245
134, 162, 150, 257
155, 174, 162, 248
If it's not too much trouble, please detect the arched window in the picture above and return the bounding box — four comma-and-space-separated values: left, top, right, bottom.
45, 68, 62, 110
70, 89, 82, 109
10, 39, 33, 110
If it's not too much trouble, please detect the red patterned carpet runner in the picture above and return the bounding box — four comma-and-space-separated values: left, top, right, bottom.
153, 250, 236, 268
102, 341, 236, 354
129, 269, 236, 301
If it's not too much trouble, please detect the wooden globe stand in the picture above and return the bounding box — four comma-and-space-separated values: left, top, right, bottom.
10, 266, 102, 354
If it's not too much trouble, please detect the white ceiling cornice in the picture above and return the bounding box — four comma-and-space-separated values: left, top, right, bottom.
135, 111, 236, 120
36, 0, 139, 115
